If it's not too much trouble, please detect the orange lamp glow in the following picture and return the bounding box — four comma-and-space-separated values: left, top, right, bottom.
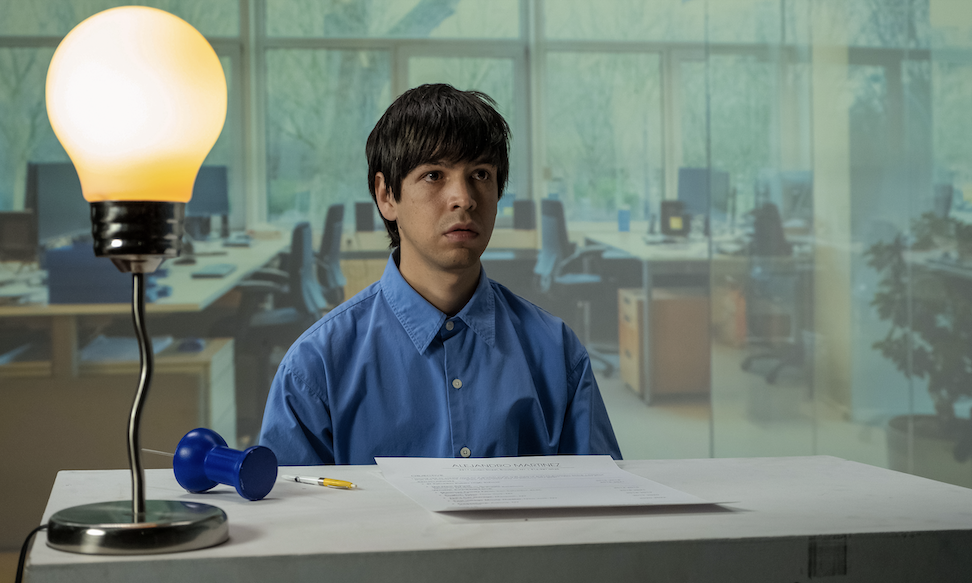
45, 6, 227, 203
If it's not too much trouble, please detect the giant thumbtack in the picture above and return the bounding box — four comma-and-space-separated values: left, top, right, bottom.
173, 428, 278, 501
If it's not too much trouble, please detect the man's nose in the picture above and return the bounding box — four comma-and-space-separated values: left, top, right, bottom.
448, 177, 477, 211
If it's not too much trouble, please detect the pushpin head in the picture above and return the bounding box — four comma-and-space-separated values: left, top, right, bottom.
173, 428, 277, 501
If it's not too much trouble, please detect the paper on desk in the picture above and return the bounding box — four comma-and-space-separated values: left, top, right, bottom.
376, 455, 709, 512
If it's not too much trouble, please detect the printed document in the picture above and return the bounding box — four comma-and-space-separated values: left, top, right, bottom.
376, 455, 709, 512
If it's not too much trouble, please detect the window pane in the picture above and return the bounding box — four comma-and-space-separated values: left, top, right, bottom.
199, 55, 242, 228
408, 56, 523, 200
543, 0, 779, 43
0, 0, 239, 37
267, 0, 519, 39
844, 0, 930, 48
933, 61, 972, 206
0, 48, 65, 211
545, 52, 662, 222
265, 50, 391, 226
680, 55, 775, 216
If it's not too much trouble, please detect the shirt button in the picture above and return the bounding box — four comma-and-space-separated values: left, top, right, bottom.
452, 378, 462, 389
460, 447, 471, 458
445, 321, 454, 331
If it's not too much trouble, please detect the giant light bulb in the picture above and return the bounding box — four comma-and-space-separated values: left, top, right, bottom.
43, 7, 231, 555
46, 5, 227, 204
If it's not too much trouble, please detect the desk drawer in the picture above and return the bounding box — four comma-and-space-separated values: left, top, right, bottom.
619, 288, 641, 326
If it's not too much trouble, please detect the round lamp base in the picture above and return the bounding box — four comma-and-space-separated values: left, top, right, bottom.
46, 500, 228, 555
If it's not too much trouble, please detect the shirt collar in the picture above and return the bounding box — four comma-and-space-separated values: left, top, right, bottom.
380, 250, 496, 354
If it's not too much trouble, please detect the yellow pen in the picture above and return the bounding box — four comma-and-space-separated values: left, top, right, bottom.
281, 474, 357, 489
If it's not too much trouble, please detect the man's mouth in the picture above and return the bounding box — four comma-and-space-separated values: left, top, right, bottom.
445, 223, 478, 241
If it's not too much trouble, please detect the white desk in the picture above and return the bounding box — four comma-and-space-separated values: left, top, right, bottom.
26, 456, 972, 582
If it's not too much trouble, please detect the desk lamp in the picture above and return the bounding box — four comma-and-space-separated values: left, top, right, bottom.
43, 6, 229, 554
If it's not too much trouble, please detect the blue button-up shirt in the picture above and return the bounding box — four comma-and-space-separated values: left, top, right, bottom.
259, 253, 621, 465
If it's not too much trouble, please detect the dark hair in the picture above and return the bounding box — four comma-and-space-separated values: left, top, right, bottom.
366, 83, 511, 248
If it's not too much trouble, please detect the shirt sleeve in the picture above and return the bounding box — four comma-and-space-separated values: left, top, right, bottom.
559, 348, 624, 460
259, 362, 335, 465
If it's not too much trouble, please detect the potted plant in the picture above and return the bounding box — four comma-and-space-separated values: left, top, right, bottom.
865, 212, 972, 486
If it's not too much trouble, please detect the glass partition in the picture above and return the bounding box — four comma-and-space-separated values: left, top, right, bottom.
3, 0, 972, 554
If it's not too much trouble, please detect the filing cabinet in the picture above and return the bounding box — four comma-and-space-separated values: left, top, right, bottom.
619, 287, 710, 402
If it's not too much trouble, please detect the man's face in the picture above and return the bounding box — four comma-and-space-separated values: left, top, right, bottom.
375, 159, 498, 280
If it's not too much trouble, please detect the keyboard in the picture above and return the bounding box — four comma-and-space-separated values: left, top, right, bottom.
191, 263, 237, 279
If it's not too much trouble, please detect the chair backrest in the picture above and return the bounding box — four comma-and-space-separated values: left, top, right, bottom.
288, 222, 329, 316
750, 202, 792, 257
318, 204, 347, 302
534, 199, 573, 290
318, 204, 344, 261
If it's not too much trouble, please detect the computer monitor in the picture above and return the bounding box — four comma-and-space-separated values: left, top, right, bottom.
755, 170, 813, 224
677, 167, 730, 220
187, 165, 229, 217
185, 165, 229, 239
24, 162, 91, 247
0, 211, 37, 262
779, 171, 813, 223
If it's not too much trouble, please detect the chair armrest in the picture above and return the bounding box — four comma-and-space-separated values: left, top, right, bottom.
233, 279, 287, 298
245, 268, 288, 284
554, 244, 611, 279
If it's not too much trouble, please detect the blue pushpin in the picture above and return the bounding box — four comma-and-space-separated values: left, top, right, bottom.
173, 428, 278, 501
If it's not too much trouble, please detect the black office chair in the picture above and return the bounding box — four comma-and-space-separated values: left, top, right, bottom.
533, 199, 615, 376
740, 202, 805, 383
317, 203, 347, 306
213, 222, 330, 442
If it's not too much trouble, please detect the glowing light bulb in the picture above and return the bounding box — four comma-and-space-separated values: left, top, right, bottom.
45, 6, 227, 203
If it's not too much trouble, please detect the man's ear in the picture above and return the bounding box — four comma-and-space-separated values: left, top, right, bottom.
374, 172, 398, 222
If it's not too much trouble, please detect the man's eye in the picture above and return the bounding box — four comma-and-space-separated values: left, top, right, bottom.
473, 169, 490, 181
425, 171, 441, 181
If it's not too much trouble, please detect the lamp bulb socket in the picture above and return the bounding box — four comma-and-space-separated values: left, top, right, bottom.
90, 201, 185, 273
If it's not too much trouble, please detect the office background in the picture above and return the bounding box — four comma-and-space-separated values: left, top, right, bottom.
2, 0, 972, 562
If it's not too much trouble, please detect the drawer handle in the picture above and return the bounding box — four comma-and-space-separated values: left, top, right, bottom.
625, 349, 631, 358
623, 315, 631, 323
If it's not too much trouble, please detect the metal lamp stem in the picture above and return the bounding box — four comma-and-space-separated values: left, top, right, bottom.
129, 272, 152, 521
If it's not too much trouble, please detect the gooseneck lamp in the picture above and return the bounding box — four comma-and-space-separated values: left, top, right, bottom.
43, 6, 229, 554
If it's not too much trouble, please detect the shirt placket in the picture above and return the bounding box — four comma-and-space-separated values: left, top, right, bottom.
442, 318, 474, 458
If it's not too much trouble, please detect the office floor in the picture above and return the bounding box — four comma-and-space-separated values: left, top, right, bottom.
1, 551, 16, 583
598, 343, 890, 468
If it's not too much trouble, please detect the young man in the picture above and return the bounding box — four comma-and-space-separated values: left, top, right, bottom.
259, 84, 621, 464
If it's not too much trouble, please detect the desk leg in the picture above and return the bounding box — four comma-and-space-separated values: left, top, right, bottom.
641, 261, 653, 404
51, 315, 79, 379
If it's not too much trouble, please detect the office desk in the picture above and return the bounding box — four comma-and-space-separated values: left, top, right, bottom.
27, 456, 972, 583
0, 236, 290, 316
584, 233, 711, 401
0, 236, 289, 378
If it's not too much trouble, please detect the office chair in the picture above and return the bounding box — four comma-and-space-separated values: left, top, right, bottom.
212, 222, 330, 442
740, 202, 806, 384
317, 203, 347, 306
533, 199, 615, 376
